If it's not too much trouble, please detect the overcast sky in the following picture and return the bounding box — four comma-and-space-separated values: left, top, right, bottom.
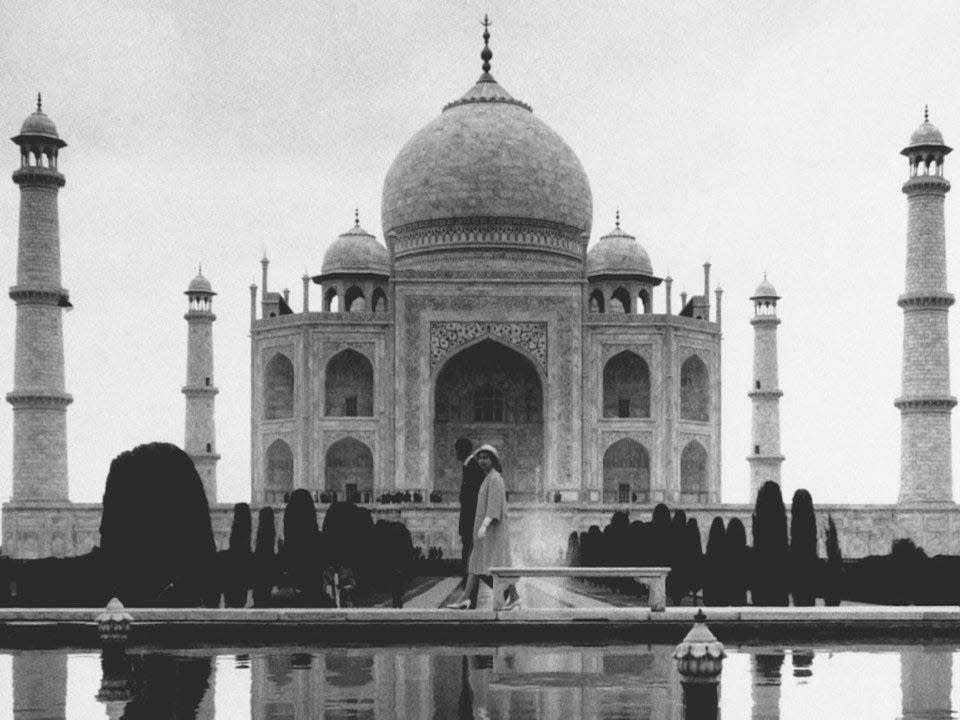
1, 1, 959, 509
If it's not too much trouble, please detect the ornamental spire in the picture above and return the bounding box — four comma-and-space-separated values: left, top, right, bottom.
481, 15, 492, 74
354, 207, 359, 226
36, 93, 42, 113
615, 209, 620, 230
925, 104, 929, 123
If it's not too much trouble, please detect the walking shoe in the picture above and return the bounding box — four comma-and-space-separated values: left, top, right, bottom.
445, 599, 471, 610
501, 596, 521, 611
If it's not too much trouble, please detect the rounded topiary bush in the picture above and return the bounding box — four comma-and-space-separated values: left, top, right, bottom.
99, 442, 216, 606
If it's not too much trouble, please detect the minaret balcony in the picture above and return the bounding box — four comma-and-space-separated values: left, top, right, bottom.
11, 166, 65, 187
6, 391, 73, 408
898, 292, 954, 309
748, 389, 783, 400
894, 395, 957, 412
182, 386, 219, 397
903, 175, 950, 195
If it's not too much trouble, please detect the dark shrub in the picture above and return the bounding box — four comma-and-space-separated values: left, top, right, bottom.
751, 481, 789, 606
823, 515, 843, 606
703, 517, 726, 606
685, 518, 704, 600
281, 489, 324, 603
252, 507, 276, 606
565, 532, 581, 567
724, 517, 749, 605
223, 503, 252, 608
99, 442, 215, 606
667, 509, 688, 603
789, 489, 818, 606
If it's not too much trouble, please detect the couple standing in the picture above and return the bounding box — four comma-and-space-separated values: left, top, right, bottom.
446, 439, 520, 610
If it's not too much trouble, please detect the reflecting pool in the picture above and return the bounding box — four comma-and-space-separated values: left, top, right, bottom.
1, 642, 958, 719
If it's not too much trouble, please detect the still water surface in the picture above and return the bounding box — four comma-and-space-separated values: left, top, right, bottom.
2, 643, 959, 719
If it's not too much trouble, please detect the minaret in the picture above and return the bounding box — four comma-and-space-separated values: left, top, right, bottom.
896, 108, 956, 504
748, 275, 784, 501
183, 268, 219, 504
7, 95, 72, 503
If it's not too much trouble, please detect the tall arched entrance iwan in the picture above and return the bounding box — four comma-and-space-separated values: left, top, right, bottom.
433, 339, 543, 500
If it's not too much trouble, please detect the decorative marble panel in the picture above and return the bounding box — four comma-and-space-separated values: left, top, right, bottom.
430, 321, 547, 370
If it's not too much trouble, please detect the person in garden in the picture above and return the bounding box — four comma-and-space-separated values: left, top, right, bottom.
446, 444, 520, 610
456, 438, 485, 608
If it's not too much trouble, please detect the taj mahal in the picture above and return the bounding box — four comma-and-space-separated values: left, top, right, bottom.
3, 26, 960, 561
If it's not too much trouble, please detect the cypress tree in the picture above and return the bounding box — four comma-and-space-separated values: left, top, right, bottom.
824, 515, 843, 606
99, 442, 216, 606
685, 518, 704, 602
650, 504, 672, 566
703, 516, 726, 606
789, 489, 818, 606
283, 489, 323, 603
224, 503, 252, 608
724, 517, 749, 605
667, 509, 688, 603
252, 507, 276, 607
751, 481, 789, 605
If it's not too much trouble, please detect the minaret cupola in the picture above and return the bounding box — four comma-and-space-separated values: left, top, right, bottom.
12, 94, 66, 173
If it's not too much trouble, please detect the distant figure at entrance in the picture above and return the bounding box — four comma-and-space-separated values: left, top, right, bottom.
446, 444, 520, 610
456, 437, 484, 608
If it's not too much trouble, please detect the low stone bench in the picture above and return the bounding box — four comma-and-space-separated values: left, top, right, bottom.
488, 566, 670, 611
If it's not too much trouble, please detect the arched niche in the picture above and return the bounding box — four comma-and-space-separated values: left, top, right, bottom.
433, 339, 543, 499
602, 437, 650, 503
325, 349, 374, 416
264, 353, 294, 419
680, 440, 708, 503
325, 437, 373, 502
680, 355, 709, 421
603, 351, 651, 418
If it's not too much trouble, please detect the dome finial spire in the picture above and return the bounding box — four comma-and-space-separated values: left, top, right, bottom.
615, 209, 620, 229
354, 207, 359, 226
36, 93, 42, 113
481, 14, 492, 74
925, 104, 929, 123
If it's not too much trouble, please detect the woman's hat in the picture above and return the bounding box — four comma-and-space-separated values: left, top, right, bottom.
473, 444, 500, 461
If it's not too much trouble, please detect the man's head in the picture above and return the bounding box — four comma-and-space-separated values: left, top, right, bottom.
454, 438, 473, 462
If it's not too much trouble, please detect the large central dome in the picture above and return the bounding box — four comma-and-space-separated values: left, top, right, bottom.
381, 40, 592, 267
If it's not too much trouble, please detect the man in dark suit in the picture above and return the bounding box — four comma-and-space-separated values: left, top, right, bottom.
456, 438, 484, 608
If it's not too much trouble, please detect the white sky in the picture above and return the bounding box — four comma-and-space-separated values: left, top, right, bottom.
1, 0, 959, 508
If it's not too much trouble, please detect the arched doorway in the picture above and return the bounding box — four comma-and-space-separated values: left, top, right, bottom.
325, 437, 374, 503
602, 438, 650, 503
433, 339, 543, 500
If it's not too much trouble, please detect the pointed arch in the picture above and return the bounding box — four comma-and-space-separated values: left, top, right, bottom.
603, 351, 650, 418
680, 355, 709, 421
638, 288, 651, 314
344, 285, 365, 312
680, 440, 708, 503
589, 288, 605, 313
372, 287, 388, 313
266, 439, 294, 494
610, 286, 631, 313
264, 353, 294, 419
325, 349, 373, 416
325, 437, 373, 502
324, 287, 338, 312
603, 438, 650, 503
432, 338, 543, 497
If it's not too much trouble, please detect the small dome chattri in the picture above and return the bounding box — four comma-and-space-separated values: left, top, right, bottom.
586, 215, 653, 277
12, 94, 66, 147
187, 271, 214, 295
321, 215, 390, 277
751, 275, 778, 299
